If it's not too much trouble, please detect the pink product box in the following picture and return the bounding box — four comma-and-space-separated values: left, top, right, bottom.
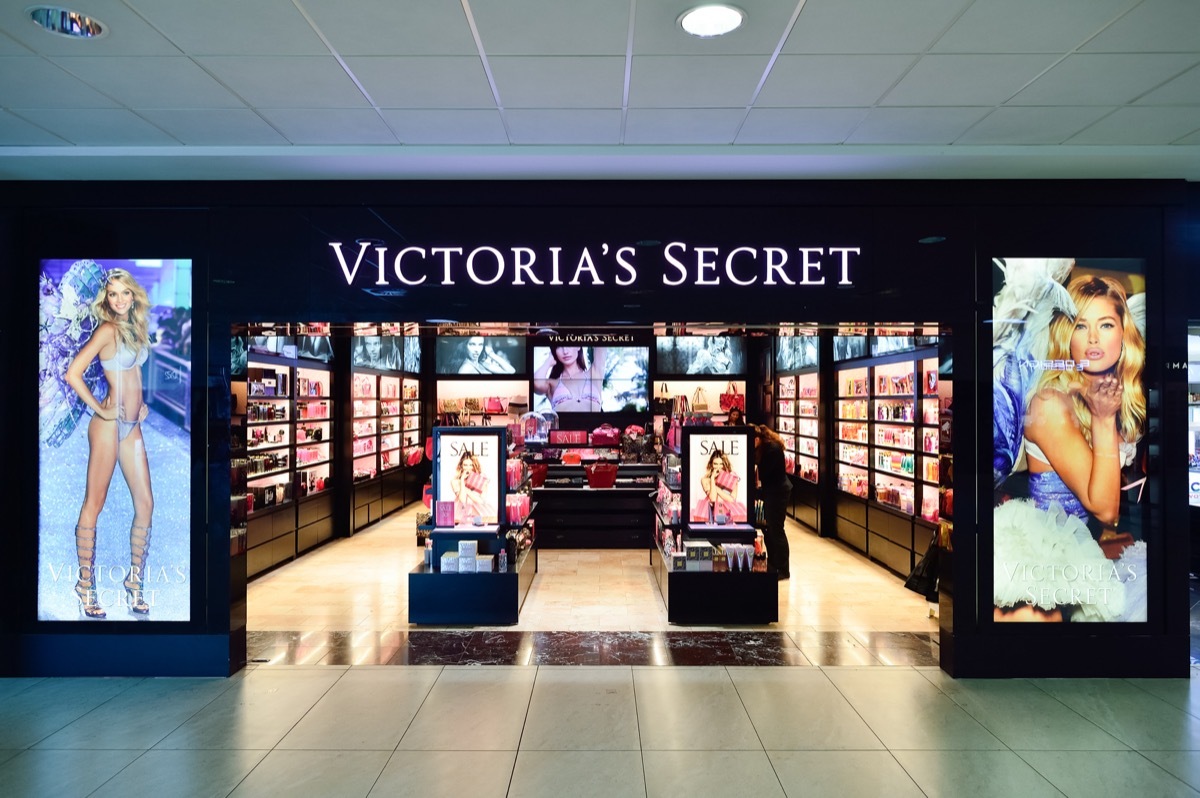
435, 500, 455, 527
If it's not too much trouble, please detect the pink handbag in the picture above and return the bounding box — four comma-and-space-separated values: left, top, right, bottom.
719, 382, 745, 412
591, 424, 620, 446
464, 472, 486, 492
715, 470, 739, 492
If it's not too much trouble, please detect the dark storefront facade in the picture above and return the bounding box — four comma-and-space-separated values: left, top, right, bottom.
4, 179, 1196, 678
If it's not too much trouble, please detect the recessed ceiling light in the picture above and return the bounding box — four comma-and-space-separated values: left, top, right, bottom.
28, 6, 107, 39
678, 4, 745, 38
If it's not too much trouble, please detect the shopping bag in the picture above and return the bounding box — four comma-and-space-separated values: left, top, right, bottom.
719, 382, 745, 412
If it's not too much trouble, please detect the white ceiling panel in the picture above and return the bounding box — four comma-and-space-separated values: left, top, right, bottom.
1177, 128, 1200, 145
1011, 54, 1199, 106
632, 0, 797, 56
1081, 0, 1200, 53
0, 110, 67, 144
490, 56, 625, 108
881, 54, 1060, 105
629, 55, 769, 108
13, 108, 177, 145
756, 55, 917, 107
346, 57, 495, 109
469, 0, 630, 55
1067, 106, 1200, 145
504, 109, 621, 144
930, 0, 1137, 53
736, 108, 868, 144
956, 106, 1114, 144
129, 0, 327, 56
138, 109, 290, 145
785, 0, 971, 55
379, 109, 508, 144
0, 29, 34, 55
196, 56, 369, 109
300, 0, 478, 57
0, 57, 118, 108
50, 56, 247, 109
258, 109, 397, 144
624, 108, 746, 144
0, 0, 182, 56
846, 106, 989, 144
1137, 64, 1200, 105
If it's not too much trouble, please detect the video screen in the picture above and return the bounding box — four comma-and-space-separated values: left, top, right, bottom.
38, 258, 192, 621
352, 335, 402, 370
656, 336, 746, 375
775, 335, 818, 372
532, 345, 649, 413
436, 335, 526, 375
991, 257, 1148, 623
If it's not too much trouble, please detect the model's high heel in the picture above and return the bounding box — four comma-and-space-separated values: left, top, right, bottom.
74, 524, 106, 619
124, 523, 152, 615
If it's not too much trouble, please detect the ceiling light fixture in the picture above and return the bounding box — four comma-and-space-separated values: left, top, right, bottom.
678, 4, 745, 38
28, 6, 107, 39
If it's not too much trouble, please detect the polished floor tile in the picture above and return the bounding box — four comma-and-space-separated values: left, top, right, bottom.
633, 668, 761, 751
726, 668, 883, 750
509, 750, 646, 798
89, 749, 269, 798
396, 667, 536, 751
0, 748, 143, 797
1016, 749, 1200, 797
767, 750, 925, 798
520, 668, 640, 751
227, 749, 391, 798
1031, 678, 1200, 750
891, 749, 1064, 798
641, 750, 785, 798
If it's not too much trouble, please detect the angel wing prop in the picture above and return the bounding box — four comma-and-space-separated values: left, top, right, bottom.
39, 259, 108, 447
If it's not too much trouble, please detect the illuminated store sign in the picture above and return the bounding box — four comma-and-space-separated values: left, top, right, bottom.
328, 241, 860, 289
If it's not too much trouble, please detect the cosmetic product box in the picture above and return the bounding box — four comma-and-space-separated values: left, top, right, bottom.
457, 540, 478, 560
475, 554, 495, 573
440, 552, 459, 573
684, 541, 713, 572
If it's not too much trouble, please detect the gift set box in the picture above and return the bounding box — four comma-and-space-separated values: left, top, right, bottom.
684, 541, 713, 572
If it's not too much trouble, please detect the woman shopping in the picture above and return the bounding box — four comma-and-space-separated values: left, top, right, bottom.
754, 424, 792, 580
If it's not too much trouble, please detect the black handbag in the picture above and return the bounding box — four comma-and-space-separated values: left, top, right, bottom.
651, 383, 672, 416
904, 535, 939, 601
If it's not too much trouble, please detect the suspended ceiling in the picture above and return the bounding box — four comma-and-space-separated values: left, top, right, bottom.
0, 0, 1198, 181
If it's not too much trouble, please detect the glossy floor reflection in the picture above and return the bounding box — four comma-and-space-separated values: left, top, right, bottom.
2, 666, 1198, 797
246, 504, 943, 667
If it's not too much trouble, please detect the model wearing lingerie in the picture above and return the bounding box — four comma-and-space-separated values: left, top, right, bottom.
100, 341, 148, 441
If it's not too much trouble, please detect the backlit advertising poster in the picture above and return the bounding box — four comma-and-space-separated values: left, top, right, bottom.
992, 258, 1147, 623
684, 429, 752, 525
38, 258, 192, 621
434, 428, 503, 526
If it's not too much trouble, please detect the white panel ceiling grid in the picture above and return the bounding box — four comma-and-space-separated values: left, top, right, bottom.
0, 0, 1192, 179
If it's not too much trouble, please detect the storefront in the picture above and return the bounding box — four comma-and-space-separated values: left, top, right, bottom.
5, 179, 1195, 678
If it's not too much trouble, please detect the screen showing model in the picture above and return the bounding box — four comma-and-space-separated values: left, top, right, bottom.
656, 336, 746, 375
686, 431, 751, 524
38, 258, 192, 621
436, 335, 525, 375
435, 430, 502, 526
531, 345, 649, 413
352, 335, 402, 370
774, 335, 818, 372
992, 257, 1147, 623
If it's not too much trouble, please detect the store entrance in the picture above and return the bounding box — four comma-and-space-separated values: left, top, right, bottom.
234, 322, 948, 667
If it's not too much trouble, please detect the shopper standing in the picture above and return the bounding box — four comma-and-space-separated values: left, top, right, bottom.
753, 424, 792, 580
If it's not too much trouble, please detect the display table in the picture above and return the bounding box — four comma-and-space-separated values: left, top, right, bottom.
408, 526, 537, 625
650, 519, 779, 624
530, 464, 658, 548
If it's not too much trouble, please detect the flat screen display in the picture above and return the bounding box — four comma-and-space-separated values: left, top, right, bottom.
991, 257, 1148, 623
38, 258, 192, 621
774, 335, 818, 372
532, 345, 649, 413
656, 336, 746, 375
352, 335, 402, 370
436, 335, 525, 375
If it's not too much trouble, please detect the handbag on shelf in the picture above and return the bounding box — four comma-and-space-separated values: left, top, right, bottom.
691, 387, 710, 412
463, 397, 482, 414
440, 397, 461, 413
508, 397, 528, 414
485, 396, 506, 414
651, 383, 672, 416
591, 423, 620, 446
585, 461, 618, 489
405, 447, 423, 466
719, 382, 745, 412
464, 472, 486, 492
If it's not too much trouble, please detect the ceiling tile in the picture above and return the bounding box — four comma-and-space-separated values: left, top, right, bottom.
345, 56, 495, 108
1175, 127, 1200, 145
1010, 53, 1199, 105
1066, 106, 1200, 144
756, 55, 916, 107
624, 108, 745, 144
846, 106, 989, 143
258, 108, 398, 144
0, 0, 182, 55
1136, 64, 1200, 105
786, 0, 972, 54
0, 29, 33, 55
469, 0, 630, 55
0, 109, 68, 144
629, 55, 768, 108
632, 0, 798, 56
379, 109, 508, 144
301, 0, 478, 56
138, 109, 289, 145
1081, 0, 1200, 53
880, 54, 1060, 105
129, 0, 327, 55
931, 0, 1138, 53
490, 56, 624, 108
12, 108, 178, 144
737, 108, 868, 143
0, 57, 119, 108
956, 106, 1114, 144
196, 57, 369, 108
50, 56, 247, 109
503, 109, 621, 143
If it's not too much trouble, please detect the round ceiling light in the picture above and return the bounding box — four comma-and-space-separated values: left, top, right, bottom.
28, 6, 107, 39
678, 4, 745, 38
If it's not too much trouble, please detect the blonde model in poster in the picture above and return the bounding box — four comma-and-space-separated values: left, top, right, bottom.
64, 268, 154, 618
993, 267, 1146, 622
450, 449, 496, 524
